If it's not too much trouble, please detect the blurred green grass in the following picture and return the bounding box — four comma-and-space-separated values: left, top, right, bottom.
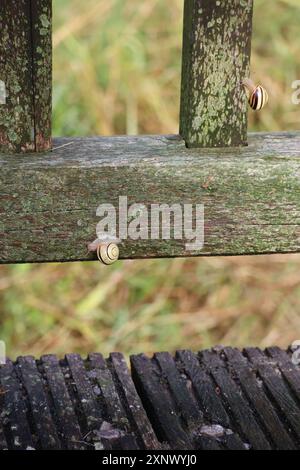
1, 0, 300, 359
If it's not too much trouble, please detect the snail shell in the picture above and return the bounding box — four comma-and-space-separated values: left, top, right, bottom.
242, 79, 268, 111
97, 243, 119, 265
249, 85, 268, 111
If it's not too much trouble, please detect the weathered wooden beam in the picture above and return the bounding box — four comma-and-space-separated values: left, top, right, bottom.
0, 347, 299, 450
180, 0, 253, 148
0, 132, 300, 264
0, 0, 52, 153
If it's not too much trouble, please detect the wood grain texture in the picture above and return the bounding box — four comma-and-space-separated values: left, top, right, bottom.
108, 353, 159, 450
40, 355, 84, 450
0, 359, 34, 450
223, 347, 296, 450
1, 347, 299, 450
176, 350, 231, 429
0, 0, 34, 153
245, 347, 300, 442
30, 0, 52, 152
130, 353, 193, 449
267, 347, 300, 402
16, 356, 61, 449
200, 349, 272, 449
0, 0, 52, 153
1, 132, 300, 263
180, 0, 253, 148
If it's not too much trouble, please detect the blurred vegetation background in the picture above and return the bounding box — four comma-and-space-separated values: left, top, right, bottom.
1, 0, 300, 359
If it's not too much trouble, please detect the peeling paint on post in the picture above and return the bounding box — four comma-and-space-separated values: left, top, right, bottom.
0, 0, 52, 153
180, 0, 254, 148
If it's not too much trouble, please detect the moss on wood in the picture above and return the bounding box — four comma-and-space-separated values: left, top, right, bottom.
0, 0, 52, 153
180, 0, 253, 148
0, 133, 299, 263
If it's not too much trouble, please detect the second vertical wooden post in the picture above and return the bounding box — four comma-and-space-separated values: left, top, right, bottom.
180, 0, 253, 148
31, 0, 52, 152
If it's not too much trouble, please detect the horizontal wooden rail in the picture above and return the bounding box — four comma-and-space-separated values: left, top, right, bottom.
0, 347, 299, 450
1, 132, 300, 264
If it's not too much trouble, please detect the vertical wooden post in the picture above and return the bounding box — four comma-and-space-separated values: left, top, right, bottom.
31, 0, 52, 152
180, 0, 253, 148
0, 0, 52, 153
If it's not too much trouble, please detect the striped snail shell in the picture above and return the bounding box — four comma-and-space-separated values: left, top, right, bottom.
97, 243, 119, 265
242, 78, 268, 111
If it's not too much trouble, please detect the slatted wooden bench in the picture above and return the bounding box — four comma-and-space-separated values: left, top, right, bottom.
0, 347, 300, 450
1, 0, 300, 451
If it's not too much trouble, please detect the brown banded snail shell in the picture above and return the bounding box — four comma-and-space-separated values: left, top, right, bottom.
242, 78, 268, 111
97, 243, 119, 265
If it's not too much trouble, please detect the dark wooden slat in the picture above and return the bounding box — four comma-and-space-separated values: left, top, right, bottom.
1, 132, 300, 264
266, 347, 300, 401
30, 0, 52, 152
176, 350, 247, 450
180, 0, 253, 148
154, 352, 203, 430
131, 353, 193, 450
200, 350, 272, 450
16, 356, 61, 449
109, 353, 159, 450
118, 435, 140, 450
0, 417, 8, 450
0, 360, 34, 449
65, 354, 103, 432
41, 355, 84, 450
91, 426, 140, 450
88, 353, 128, 429
146, 351, 246, 451
223, 347, 296, 450
224, 433, 247, 451
65, 354, 121, 450
0, 0, 34, 152
198, 436, 223, 451
196, 423, 246, 451
245, 348, 300, 442
176, 350, 231, 428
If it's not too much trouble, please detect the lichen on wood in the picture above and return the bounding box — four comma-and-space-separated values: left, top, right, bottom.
0, 0, 34, 153
0, 133, 299, 264
31, 0, 52, 152
180, 0, 254, 148
0, 0, 52, 153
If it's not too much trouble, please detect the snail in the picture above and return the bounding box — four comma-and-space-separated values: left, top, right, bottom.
97, 243, 119, 265
242, 78, 268, 111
